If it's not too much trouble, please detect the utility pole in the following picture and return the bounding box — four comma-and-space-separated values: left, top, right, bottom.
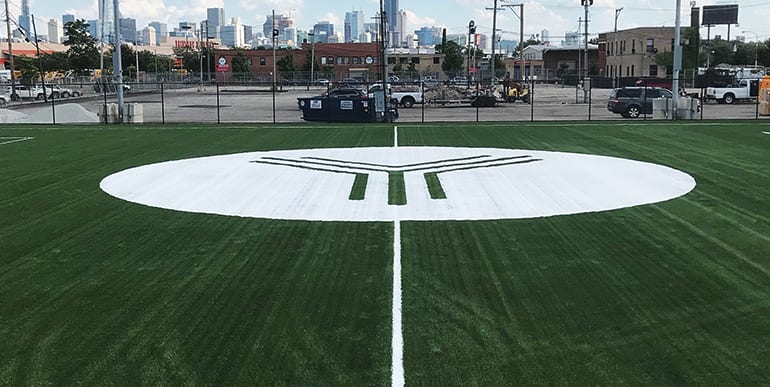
582, 0, 591, 103
614, 7, 623, 88
272, 9, 277, 123
486, 0, 504, 85
4, 0, 16, 96
31, 15, 47, 103
672, 0, 682, 119
501, 3, 524, 84
467, 20, 475, 82
113, 0, 124, 123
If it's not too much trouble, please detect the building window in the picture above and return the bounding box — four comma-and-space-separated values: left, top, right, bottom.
337, 57, 343, 65
344, 57, 350, 64
353, 57, 359, 64
399, 57, 408, 64
646, 38, 654, 52
248, 58, 253, 65
631, 39, 636, 54
328, 56, 334, 64
631, 65, 635, 76
433, 57, 440, 64
259, 57, 266, 65
411, 57, 419, 64
321, 57, 327, 65
649, 64, 657, 76
387, 57, 396, 64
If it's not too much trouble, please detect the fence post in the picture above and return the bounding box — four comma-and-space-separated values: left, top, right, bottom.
216, 82, 221, 124
588, 78, 592, 121
160, 82, 165, 124
51, 93, 56, 125
530, 79, 534, 122
102, 80, 108, 125
421, 82, 425, 123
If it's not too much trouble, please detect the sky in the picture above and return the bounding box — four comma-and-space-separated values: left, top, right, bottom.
5, 0, 770, 43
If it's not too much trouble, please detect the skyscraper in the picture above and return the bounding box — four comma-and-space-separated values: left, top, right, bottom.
19, 0, 30, 36
313, 21, 334, 44
397, 9, 407, 47
119, 18, 137, 44
148, 21, 168, 45
98, 0, 116, 43
384, 0, 398, 47
263, 14, 294, 42
48, 19, 63, 43
207, 8, 224, 39
344, 10, 365, 42
62, 14, 75, 41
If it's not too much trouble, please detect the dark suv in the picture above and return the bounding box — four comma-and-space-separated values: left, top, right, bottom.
607, 87, 673, 118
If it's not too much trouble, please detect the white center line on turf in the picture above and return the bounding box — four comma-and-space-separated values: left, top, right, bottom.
392, 220, 404, 387
0, 137, 34, 145
394, 126, 398, 148
392, 124, 404, 387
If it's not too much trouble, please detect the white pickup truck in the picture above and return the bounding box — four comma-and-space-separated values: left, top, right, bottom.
706, 79, 759, 104
368, 84, 423, 108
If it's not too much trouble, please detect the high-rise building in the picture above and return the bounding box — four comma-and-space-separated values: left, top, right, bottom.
220, 18, 244, 48
62, 14, 75, 41
384, 0, 398, 46
86, 20, 98, 38
19, 0, 30, 35
207, 8, 224, 39
119, 18, 137, 44
243, 25, 254, 43
263, 14, 294, 42
396, 10, 407, 47
313, 21, 334, 44
148, 21, 167, 45
540, 29, 550, 45
344, 10, 365, 42
47, 19, 63, 43
62, 14, 75, 27
142, 26, 156, 46
415, 27, 441, 47
99, 0, 116, 43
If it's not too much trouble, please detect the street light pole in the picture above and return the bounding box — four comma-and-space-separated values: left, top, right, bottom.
742, 30, 759, 68
307, 32, 314, 91
613, 7, 623, 88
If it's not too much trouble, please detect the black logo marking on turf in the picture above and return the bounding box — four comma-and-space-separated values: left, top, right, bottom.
250, 154, 541, 205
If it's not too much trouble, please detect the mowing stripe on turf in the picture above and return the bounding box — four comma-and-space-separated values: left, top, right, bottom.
392, 220, 404, 387
0, 137, 34, 145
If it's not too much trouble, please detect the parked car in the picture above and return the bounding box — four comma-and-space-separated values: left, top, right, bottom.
0, 93, 8, 107
45, 84, 81, 98
418, 76, 441, 87
450, 76, 468, 85
314, 78, 330, 85
706, 79, 759, 104
607, 87, 673, 118
323, 87, 368, 98
339, 77, 365, 85
368, 83, 423, 108
387, 75, 401, 84
9, 85, 51, 101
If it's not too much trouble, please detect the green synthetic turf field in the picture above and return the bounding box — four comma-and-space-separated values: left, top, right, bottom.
1, 122, 769, 385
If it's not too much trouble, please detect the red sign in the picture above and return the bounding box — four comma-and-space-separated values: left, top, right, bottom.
215, 56, 229, 72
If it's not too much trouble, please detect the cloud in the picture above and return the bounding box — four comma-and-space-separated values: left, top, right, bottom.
403, 9, 440, 35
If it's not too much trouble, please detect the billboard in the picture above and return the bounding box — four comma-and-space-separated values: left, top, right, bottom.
702, 4, 739, 26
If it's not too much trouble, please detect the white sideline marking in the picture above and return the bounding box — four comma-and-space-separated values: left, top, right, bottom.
392, 220, 404, 387
394, 126, 398, 148
0, 136, 34, 145
762, 131, 770, 135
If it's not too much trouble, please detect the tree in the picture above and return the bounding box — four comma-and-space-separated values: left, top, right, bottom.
40, 52, 69, 72
231, 50, 250, 73
277, 51, 296, 73
63, 19, 99, 75
15, 55, 39, 85
441, 41, 465, 77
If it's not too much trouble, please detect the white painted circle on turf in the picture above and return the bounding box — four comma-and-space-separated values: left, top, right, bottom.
100, 147, 696, 221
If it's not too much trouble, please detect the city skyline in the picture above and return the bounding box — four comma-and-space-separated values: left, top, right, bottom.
3, 0, 769, 44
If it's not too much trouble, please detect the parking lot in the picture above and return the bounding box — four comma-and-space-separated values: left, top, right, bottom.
4, 83, 768, 124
